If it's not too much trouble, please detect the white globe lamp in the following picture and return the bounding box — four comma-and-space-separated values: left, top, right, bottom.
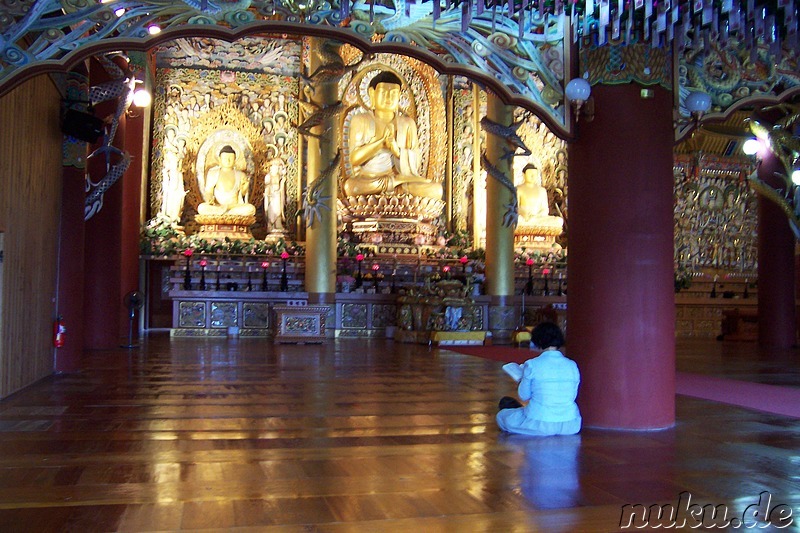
685, 91, 712, 119
742, 139, 761, 156
565, 78, 592, 105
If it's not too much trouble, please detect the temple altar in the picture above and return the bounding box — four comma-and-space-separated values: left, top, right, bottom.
138, 36, 761, 346
155, 254, 762, 342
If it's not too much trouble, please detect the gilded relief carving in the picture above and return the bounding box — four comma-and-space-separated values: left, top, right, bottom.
179, 302, 206, 328
150, 44, 301, 238
673, 160, 757, 273
210, 302, 238, 328
342, 303, 368, 329
243, 303, 270, 328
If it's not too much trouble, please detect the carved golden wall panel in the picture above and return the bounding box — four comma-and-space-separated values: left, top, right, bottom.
151, 65, 301, 238
452, 86, 475, 234
673, 157, 758, 274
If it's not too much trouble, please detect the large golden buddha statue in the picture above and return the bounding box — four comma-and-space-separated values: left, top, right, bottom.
515, 163, 563, 248
197, 145, 256, 217
346, 71, 442, 201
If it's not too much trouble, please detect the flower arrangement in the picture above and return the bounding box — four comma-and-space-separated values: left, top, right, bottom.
140, 217, 305, 258
140, 215, 184, 256
515, 247, 567, 268
674, 267, 692, 293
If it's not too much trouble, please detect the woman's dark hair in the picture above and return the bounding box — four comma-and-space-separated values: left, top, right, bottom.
530, 321, 564, 349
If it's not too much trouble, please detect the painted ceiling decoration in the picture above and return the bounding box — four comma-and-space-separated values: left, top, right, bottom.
0, 0, 568, 130
0, 0, 798, 136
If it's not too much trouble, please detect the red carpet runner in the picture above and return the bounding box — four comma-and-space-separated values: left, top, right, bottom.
443, 345, 800, 419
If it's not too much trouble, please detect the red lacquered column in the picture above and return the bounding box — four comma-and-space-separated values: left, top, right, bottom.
756, 149, 797, 347
566, 83, 676, 429
83, 58, 125, 349
119, 112, 144, 339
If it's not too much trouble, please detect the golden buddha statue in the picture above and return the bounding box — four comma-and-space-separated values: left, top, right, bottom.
515, 163, 563, 248
194, 144, 257, 240
197, 145, 256, 217
517, 164, 562, 227
346, 71, 442, 201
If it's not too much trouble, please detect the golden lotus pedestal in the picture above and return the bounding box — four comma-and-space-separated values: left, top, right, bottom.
352, 218, 439, 251
514, 221, 563, 250
195, 214, 256, 240
342, 194, 445, 248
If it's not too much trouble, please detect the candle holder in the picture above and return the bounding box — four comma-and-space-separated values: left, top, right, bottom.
215, 267, 221, 291
280, 251, 289, 292
443, 264, 451, 280
557, 273, 564, 296
261, 261, 269, 291
199, 259, 207, 291
524, 258, 534, 296
743, 278, 749, 299
372, 263, 380, 291
542, 267, 550, 296
460, 255, 468, 274
246, 270, 253, 292
183, 249, 193, 290
355, 253, 364, 289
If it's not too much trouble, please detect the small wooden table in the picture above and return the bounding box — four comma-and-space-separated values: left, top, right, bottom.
273, 305, 328, 343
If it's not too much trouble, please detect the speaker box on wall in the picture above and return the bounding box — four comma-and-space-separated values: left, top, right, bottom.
61, 109, 104, 143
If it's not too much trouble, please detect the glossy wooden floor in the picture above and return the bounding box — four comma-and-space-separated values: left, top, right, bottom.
0, 336, 798, 532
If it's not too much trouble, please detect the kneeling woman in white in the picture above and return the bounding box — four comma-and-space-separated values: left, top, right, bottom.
496, 322, 581, 436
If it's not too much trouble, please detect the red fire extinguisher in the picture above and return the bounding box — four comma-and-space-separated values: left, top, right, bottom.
53, 316, 66, 348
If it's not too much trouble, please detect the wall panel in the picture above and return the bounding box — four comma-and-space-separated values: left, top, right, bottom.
0, 75, 63, 398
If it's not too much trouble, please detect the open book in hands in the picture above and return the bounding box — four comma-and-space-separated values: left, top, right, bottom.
502, 362, 524, 382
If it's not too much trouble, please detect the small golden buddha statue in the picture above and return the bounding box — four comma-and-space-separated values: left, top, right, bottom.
517, 164, 563, 230
514, 163, 563, 248
197, 145, 256, 217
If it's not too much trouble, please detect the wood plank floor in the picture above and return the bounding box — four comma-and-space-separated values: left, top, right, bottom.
0, 335, 798, 532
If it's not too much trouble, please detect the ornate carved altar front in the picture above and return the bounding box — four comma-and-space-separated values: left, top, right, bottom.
395, 279, 486, 344
273, 305, 328, 344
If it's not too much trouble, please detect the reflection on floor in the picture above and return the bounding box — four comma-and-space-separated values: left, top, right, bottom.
0, 335, 797, 532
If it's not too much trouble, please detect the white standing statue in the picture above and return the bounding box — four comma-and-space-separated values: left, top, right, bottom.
160, 148, 187, 224
264, 158, 286, 231
159, 129, 187, 225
